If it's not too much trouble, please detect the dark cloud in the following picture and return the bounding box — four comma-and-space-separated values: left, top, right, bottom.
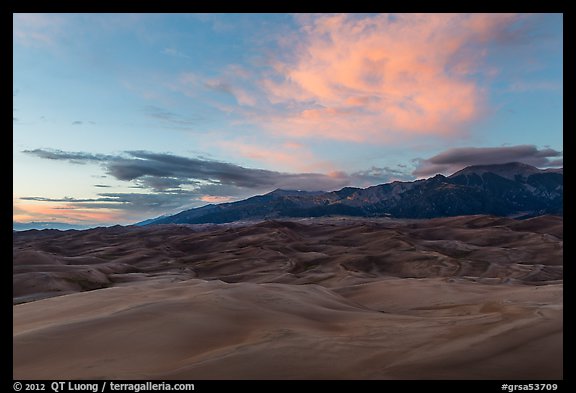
23, 149, 110, 163
94, 184, 111, 188
20, 191, 204, 216
413, 145, 563, 177
350, 166, 413, 186
24, 148, 360, 191
20, 196, 118, 203
97, 191, 201, 210
108, 150, 351, 191
134, 176, 199, 192
72, 121, 83, 125
76, 192, 196, 212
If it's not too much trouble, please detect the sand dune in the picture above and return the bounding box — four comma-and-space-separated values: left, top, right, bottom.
13, 215, 563, 379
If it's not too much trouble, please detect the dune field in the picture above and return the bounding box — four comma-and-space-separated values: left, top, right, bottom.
13, 215, 563, 379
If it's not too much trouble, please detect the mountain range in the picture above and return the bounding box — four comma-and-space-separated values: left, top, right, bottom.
141, 162, 563, 226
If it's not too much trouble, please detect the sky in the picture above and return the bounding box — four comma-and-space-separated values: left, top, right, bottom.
13, 13, 563, 226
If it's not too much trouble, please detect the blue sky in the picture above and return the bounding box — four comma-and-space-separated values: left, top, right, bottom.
13, 13, 563, 226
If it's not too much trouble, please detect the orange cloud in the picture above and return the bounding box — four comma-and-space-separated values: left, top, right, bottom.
199, 195, 234, 204
13, 202, 121, 224
254, 13, 519, 142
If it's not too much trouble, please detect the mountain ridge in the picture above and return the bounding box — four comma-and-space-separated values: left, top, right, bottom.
140, 162, 563, 226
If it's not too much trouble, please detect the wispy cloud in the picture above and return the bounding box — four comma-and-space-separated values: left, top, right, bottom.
204, 78, 257, 106
505, 81, 562, 93
22, 149, 110, 163
162, 47, 191, 59
20, 192, 199, 212
217, 139, 334, 173
413, 145, 563, 177
71, 120, 96, 126
13, 13, 65, 47
21, 196, 118, 203
144, 105, 202, 129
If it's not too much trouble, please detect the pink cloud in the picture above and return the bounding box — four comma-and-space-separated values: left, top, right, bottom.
250, 13, 521, 142
218, 139, 336, 173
